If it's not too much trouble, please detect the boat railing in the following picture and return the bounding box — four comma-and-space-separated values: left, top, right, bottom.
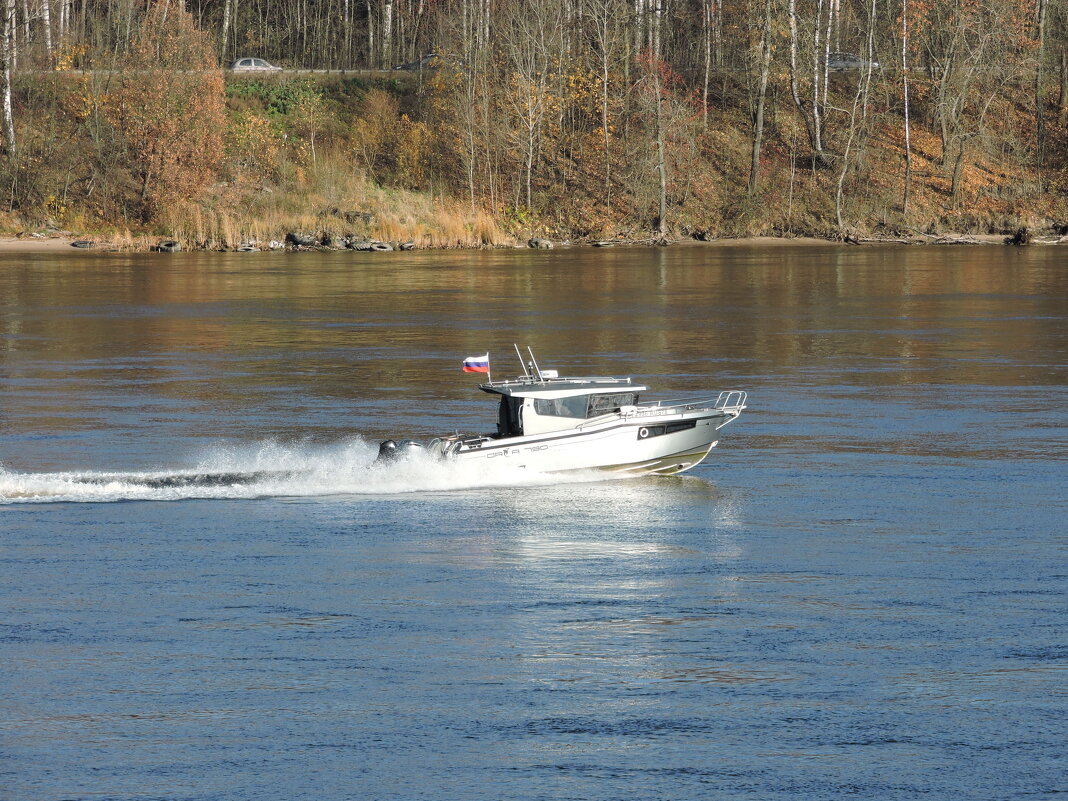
626, 390, 747, 417
483, 375, 634, 389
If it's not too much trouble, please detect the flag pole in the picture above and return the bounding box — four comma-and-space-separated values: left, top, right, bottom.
487, 353, 492, 384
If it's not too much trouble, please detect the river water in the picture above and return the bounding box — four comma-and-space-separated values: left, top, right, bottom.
1, 245, 1065, 800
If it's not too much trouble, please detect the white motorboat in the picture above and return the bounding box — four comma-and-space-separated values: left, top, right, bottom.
378, 349, 747, 476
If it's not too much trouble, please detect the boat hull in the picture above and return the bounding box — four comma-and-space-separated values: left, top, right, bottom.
449, 412, 733, 476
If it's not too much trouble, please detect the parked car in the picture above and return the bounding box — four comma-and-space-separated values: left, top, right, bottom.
229, 57, 282, 72
826, 52, 880, 72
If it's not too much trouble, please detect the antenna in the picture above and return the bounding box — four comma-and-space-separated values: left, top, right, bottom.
514, 343, 529, 378
526, 346, 544, 382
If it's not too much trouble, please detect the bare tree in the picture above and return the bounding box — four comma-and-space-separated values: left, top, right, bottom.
501, 0, 562, 209
650, 0, 662, 58
41, 0, 53, 62
383, 0, 394, 66
835, 0, 877, 230
584, 0, 627, 210
632, 0, 644, 60
1059, 45, 1068, 121
1034, 0, 1047, 172
811, 0, 827, 161
748, 0, 773, 194
1, 0, 14, 157
652, 59, 666, 234
788, 0, 822, 161
901, 0, 912, 214
19, 0, 27, 53
632, 51, 668, 234
702, 0, 712, 127
220, 0, 231, 59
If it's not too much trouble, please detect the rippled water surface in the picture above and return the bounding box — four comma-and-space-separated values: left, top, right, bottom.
1, 245, 1065, 800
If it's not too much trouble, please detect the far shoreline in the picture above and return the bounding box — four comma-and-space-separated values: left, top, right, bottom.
0, 231, 1043, 254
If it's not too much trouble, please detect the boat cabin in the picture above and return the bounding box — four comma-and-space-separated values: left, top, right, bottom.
482, 377, 647, 437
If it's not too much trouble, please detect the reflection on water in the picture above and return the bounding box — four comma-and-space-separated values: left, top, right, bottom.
1, 245, 1065, 466
1, 245, 1065, 801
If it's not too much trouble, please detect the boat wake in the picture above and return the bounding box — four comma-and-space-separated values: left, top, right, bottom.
0, 437, 607, 504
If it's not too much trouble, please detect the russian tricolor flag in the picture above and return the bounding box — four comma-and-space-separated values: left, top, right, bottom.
462, 353, 490, 373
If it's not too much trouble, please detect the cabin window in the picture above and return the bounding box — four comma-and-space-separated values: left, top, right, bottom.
533, 396, 588, 418
586, 392, 638, 417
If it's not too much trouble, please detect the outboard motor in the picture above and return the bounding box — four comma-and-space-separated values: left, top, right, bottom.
376, 439, 424, 463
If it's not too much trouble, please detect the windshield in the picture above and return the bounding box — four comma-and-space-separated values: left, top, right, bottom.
533, 392, 639, 419
586, 392, 638, 416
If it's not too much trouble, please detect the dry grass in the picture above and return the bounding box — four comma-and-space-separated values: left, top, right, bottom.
39, 150, 521, 251
174, 156, 518, 250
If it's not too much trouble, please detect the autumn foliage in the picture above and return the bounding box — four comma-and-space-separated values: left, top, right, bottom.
0, 0, 1066, 244
106, 2, 224, 221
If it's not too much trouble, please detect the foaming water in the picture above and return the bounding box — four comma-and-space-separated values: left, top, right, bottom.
0, 437, 609, 503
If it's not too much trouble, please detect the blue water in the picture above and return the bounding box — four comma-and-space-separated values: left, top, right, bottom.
1, 246, 1065, 800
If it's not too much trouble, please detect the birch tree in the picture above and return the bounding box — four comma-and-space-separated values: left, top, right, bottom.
1034, 0, 1047, 170
583, 0, 627, 209
788, 0, 824, 162
1, 0, 14, 157
220, 0, 231, 58
834, 0, 877, 230
502, 0, 562, 209
41, 0, 53, 62
748, 0, 773, 193
901, 0, 912, 214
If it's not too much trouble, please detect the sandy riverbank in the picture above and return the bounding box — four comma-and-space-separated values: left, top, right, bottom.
0, 235, 84, 252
